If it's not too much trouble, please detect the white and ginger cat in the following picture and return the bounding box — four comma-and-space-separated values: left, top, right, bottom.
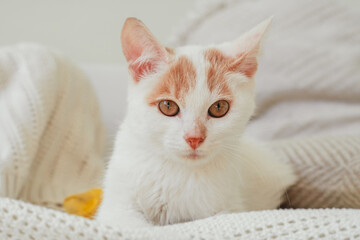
97, 17, 296, 227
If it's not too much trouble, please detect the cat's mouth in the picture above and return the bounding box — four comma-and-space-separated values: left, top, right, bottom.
183, 151, 204, 160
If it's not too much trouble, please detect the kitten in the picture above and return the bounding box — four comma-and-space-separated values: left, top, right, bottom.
96, 17, 296, 228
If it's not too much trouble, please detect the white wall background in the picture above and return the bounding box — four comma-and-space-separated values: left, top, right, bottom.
1, 0, 359, 64
0, 0, 194, 64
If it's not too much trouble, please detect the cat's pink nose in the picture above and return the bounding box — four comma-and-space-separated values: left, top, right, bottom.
185, 137, 205, 150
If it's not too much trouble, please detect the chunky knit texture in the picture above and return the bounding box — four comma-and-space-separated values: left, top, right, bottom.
0, 197, 360, 240
0, 44, 105, 208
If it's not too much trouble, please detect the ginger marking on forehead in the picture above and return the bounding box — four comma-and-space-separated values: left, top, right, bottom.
205, 49, 233, 97
147, 56, 197, 106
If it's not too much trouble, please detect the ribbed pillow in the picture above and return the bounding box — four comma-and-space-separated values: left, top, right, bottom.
0, 44, 105, 208
271, 135, 360, 209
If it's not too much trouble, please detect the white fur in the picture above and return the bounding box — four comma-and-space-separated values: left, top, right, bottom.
97, 18, 296, 228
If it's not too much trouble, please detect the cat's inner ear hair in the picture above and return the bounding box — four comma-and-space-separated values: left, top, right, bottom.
121, 17, 168, 82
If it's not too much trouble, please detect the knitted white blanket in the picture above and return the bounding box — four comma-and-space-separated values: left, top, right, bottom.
1, 196, 360, 240
0, 44, 105, 208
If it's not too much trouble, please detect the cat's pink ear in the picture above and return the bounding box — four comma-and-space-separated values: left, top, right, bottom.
221, 17, 272, 78
121, 18, 168, 82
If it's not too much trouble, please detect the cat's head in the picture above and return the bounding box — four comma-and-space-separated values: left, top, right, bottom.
121, 17, 271, 165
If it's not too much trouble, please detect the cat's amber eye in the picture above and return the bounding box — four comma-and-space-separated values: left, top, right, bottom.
158, 100, 179, 117
208, 100, 229, 118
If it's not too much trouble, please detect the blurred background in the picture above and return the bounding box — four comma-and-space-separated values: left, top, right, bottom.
1, 0, 359, 64
0, 0, 194, 64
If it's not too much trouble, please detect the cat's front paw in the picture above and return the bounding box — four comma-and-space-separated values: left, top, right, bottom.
97, 210, 152, 229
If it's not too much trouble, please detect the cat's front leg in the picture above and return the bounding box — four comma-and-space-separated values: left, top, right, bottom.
96, 199, 151, 228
